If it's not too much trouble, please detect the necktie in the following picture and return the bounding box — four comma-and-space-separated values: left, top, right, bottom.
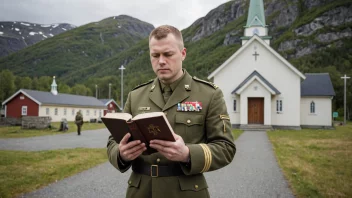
163, 86, 172, 103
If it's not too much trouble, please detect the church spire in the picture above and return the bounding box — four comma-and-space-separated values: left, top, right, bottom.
51, 76, 58, 95
246, 0, 266, 27
241, 0, 272, 45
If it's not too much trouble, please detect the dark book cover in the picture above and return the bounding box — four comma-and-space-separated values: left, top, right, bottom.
101, 112, 175, 155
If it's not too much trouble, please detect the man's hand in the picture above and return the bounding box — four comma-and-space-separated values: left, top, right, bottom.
119, 133, 146, 162
149, 133, 189, 162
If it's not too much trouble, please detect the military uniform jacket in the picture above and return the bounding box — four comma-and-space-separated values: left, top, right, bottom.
107, 70, 236, 198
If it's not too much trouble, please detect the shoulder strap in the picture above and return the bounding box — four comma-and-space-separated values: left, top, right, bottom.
193, 76, 218, 89
132, 79, 154, 91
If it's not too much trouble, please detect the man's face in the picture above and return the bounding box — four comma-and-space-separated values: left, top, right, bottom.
149, 34, 186, 84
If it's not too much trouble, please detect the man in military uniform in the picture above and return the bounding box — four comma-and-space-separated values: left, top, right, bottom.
107, 25, 236, 198
75, 111, 83, 135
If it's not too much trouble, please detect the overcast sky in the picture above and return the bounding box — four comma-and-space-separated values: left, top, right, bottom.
0, 0, 230, 30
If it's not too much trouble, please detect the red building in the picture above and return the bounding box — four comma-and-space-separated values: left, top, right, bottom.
99, 99, 121, 115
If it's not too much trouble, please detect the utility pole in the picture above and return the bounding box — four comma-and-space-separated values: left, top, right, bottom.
341, 74, 350, 125
95, 84, 98, 99
109, 83, 111, 99
119, 65, 126, 111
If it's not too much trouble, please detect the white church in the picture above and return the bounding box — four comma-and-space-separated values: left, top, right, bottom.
208, 0, 335, 129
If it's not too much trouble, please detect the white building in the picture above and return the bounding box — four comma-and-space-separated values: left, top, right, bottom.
208, 0, 335, 129
2, 76, 106, 122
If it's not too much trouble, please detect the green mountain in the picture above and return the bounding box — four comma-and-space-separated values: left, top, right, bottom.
0, 0, 351, 116
63, 0, 352, 112
0, 15, 154, 78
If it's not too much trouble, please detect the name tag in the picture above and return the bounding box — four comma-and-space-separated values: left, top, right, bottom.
138, 107, 151, 111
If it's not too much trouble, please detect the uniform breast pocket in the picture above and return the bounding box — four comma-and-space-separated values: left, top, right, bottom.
175, 114, 204, 143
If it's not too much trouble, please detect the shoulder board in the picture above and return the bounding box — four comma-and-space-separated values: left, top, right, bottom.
193, 76, 218, 89
132, 79, 154, 91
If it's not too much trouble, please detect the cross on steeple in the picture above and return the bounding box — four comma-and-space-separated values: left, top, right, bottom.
253, 51, 260, 61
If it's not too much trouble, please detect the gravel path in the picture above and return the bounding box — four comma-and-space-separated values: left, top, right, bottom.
13, 130, 295, 198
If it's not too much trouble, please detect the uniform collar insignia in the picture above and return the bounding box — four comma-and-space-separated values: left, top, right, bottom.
151, 84, 156, 91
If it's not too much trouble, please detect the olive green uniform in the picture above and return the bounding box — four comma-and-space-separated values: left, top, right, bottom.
75, 113, 83, 135
107, 70, 236, 198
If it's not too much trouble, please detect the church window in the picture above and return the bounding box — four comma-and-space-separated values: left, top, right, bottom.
253, 28, 259, 35
276, 100, 283, 112
233, 100, 237, 112
46, 108, 49, 115
55, 108, 58, 115
64, 108, 67, 116
310, 101, 315, 113
22, 106, 27, 116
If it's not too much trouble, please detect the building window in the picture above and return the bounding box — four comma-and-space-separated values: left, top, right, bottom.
64, 108, 67, 116
20, 96, 25, 100
46, 108, 50, 115
99, 110, 102, 117
94, 110, 97, 116
310, 101, 315, 113
109, 104, 113, 108
276, 99, 283, 113
86, 110, 89, 116
72, 109, 75, 116
22, 106, 27, 116
233, 100, 237, 112
55, 108, 58, 115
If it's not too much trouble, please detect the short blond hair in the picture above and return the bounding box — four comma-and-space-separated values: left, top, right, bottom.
149, 25, 184, 49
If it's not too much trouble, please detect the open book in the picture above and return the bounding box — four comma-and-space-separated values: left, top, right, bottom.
101, 112, 175, 155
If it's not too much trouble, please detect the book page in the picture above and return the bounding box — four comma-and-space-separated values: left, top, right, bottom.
104, 113, 132, 121
133, 112, 165, 120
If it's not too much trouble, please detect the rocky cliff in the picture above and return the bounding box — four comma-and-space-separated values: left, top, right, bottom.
0, 22, 76, 57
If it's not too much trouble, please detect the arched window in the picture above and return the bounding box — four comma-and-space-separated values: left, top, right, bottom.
310, 101, 315, 113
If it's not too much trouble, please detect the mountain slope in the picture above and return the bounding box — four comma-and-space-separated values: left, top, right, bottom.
0, 15, 154, 78
0, 21, 76, 57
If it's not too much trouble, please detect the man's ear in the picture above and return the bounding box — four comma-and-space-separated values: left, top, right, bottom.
181, 48, 187, 61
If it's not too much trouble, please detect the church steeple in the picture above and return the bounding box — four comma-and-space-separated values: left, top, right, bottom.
246, 0, 266, 27
51, 76, 58, 95
241, 0, 272, 45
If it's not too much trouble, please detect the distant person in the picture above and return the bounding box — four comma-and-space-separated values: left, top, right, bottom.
107, 25, 236, 197
75, 111, 83, 135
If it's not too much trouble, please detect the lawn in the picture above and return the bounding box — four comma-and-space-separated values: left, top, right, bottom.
0, 148, 107, 198
0, 121, 107, 138
268, 123, 352, 198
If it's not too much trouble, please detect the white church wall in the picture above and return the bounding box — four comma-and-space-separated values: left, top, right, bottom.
240, 80, 271, 125
230, 94, 241, 125
300, 97, 332, 126
39, 106, 105, 122
213, 39, 301, 126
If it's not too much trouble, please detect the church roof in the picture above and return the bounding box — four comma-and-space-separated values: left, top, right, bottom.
246, 0, 266, 27
301, 73, 335, 96
208, 35, 306, 80
232, 70, 280, 94
99, 99, 121, 110
2, 89, 106, 108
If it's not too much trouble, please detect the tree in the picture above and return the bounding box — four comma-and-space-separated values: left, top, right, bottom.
71, 84, 91, 96
37, 76, 52, 91
0, 70, 16, 103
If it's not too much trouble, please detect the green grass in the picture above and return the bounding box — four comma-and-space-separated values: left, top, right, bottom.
232, 129, 243, 140
0, 122, 106, 138
268, 123, 352, 198
0, 148, 107, 198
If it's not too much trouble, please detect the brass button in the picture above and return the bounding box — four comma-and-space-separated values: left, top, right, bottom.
156, 158, 160, 163
187, 119, 191, 124
129, 181, 132, 185
194, 185, 199, 189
